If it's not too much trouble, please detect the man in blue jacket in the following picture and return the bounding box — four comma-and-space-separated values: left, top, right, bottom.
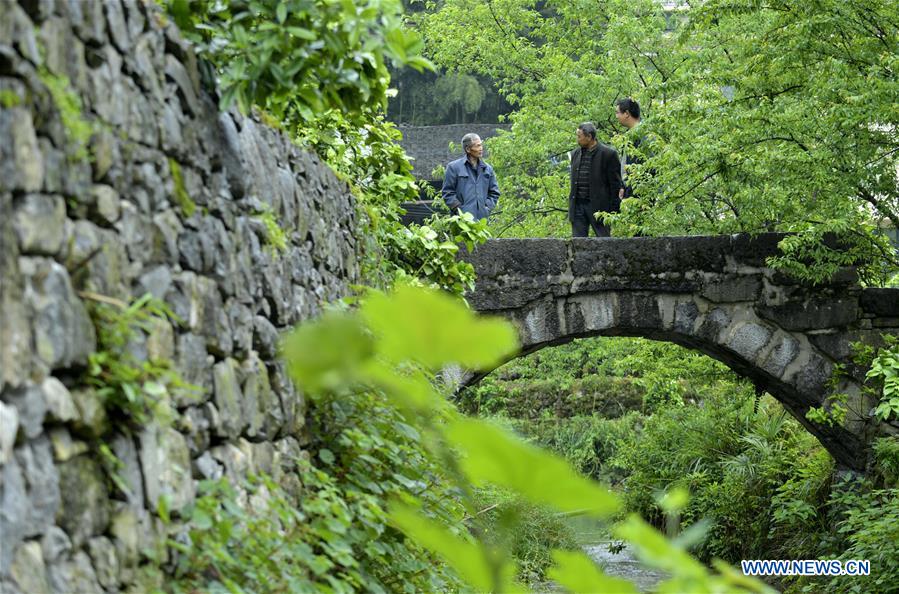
441, 133, 500, 221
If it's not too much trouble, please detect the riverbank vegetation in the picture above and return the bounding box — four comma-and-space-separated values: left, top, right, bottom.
463, 337, 899, 592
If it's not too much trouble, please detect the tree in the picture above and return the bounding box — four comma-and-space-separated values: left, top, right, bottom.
421, 0, 899, 282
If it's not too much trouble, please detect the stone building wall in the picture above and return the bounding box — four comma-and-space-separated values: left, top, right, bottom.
396, 123, 511, 180
1, 1, 359, 591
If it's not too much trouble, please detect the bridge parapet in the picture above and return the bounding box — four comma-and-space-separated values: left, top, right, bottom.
463, 234, 899, 471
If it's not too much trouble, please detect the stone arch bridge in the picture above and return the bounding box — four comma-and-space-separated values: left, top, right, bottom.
463, 234, 899, 471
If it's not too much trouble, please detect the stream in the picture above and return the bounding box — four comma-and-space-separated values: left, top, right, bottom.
584, 541, 669, 592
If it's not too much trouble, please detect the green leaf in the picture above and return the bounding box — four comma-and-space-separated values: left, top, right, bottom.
276, 1, 287, 24
361, 285, 518, 370
547, 550, 639, 594
360, 363, 444, 412
143, 381, 167, 398
192, 508, 213, 530
657, 486, 689, 514
446, 416, 620, 517
613, 514, 707, 578
282, 312, 374, 393
157, 493, 171, 525
389, 504, 513, 593
319, 449, 335, 465
287, 27, 317, 40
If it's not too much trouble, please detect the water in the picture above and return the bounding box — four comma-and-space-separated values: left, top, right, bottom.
584, 541, 669, 592
536, 516, 669, 592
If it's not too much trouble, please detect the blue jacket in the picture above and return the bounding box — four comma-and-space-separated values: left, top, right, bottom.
441, 157, 500, 221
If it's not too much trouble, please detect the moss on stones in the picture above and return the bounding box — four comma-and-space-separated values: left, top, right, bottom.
37, 67, 93, 163
168, 158, 196, 217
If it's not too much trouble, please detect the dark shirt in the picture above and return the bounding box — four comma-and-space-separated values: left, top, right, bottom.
576, 144, 597, 203
465, 158, 481, 181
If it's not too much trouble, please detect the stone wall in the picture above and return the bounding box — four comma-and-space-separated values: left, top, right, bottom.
396, 123, 511, 180
1, 1, 359, 592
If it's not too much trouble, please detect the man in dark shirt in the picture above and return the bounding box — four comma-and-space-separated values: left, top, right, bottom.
568, 122, 624, 237
615, 97, 643, 200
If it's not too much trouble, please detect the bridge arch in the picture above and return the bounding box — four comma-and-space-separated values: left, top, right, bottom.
463, 234, 899, 471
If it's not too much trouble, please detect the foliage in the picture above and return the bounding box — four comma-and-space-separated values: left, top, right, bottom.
471, 486, 579, 584
504, 413, 641, 486
283, 284, 773, 593
805, 392, 848, 428
167, 0, 431, 127
251, 204, 288, 254
38, 66, 93, 163
83, 293, 192, 425
382, 211, 491, 294
387, 67, 512, 125
461, 336, 743, 420
169, 452, 463, 593
610, 388, 838, 564
869, 336, 899, 422
872, 437, 899, 489
421, 0, 899, 283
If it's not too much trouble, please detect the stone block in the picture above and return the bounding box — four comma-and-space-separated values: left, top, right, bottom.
252, 316, 280, 359
109, 504, 141, 579
139, 426, 194, 515
696, 308, 731, 344
103, 0, 131, 52
673, 301, 700, 336
193, 450, 223, 480
46, 550, 101, 594
729, 233, 786, 267
514, 297, 561, 347
48, 428, 88, 462
227, 300, 254, 358
41, 377, 76, 423
617, 292, 663, 331
860, 288, 899, 318
70, 388, 109, 438
0, 107, 43, 193
242, 352, 277, 440
757, 298, 857, 331
0, 458, 28, 573
90, 184, 121, 224
40, 526, 71, 565
792, 353, 834, 396
109, 433, 144, 508
13, 194, 66, 256
56, 455, 110, 548
212, 359, 244, 439
759, 333, 800, 378
4, 383, 46, 439
210, 442, 250, 480
268, 361, 302, 438
725, 322, 773, 362
16, 436, 60, 538
175, 332, 212, 405
20, 257, 97, 371
0, 402, 18, 465
9, 540, 50, 594
700, 274, 762, 303
177, 406, 211, 457
463, 238, 569, 280
563, 293, 616, 335
87, 536, 120, 590
571, 235, 730, 278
